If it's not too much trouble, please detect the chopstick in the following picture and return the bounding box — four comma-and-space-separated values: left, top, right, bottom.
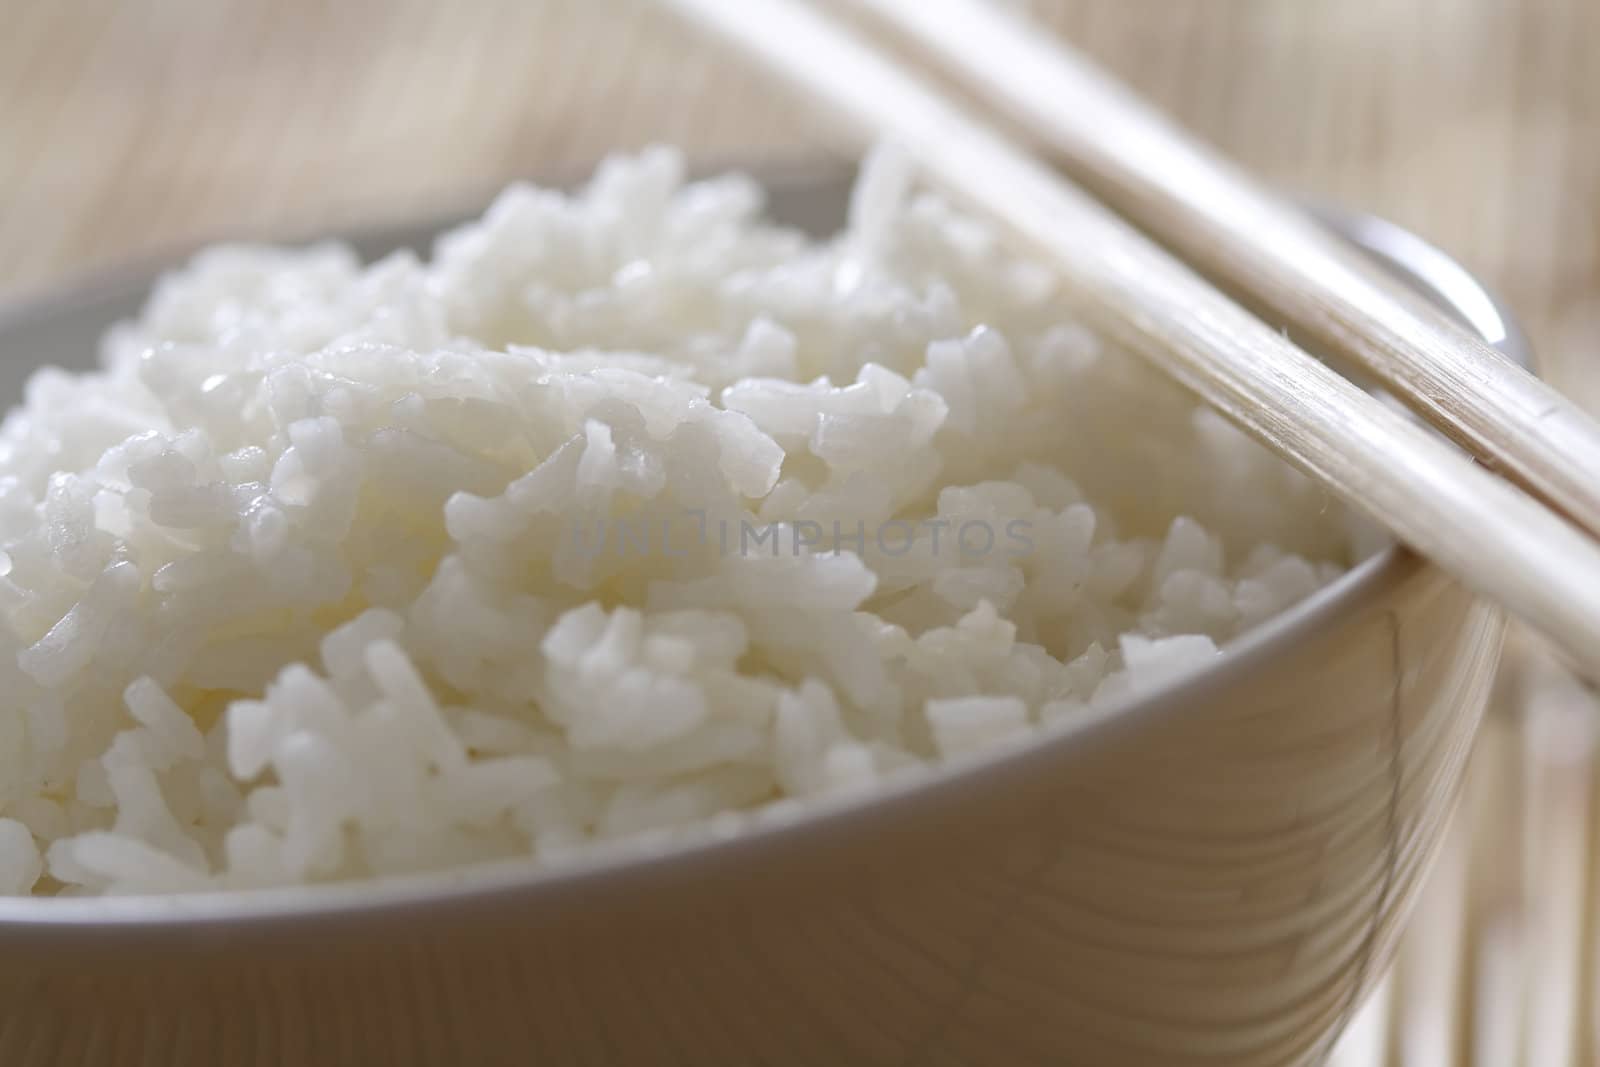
659, 0, 1600, 680
845, 0, 1600, 543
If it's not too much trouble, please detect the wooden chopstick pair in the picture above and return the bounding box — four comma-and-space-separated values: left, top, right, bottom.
661, 0, 1600, 681
855, 0, 1600, 540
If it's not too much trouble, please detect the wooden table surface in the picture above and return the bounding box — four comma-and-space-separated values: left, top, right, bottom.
3, 2, 1598, 1064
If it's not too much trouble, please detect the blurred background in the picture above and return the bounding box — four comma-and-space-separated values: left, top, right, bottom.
2, 1, 1597, 1063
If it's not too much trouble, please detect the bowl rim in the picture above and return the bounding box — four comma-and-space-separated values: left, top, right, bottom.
0, 169, 1529, 934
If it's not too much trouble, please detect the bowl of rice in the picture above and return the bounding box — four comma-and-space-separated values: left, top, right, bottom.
0, 150, 1515, 1065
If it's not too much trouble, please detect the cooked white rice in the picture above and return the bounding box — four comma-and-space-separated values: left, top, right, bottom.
0, 148, 1372, 895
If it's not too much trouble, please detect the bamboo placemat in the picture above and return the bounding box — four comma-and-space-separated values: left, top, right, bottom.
3, 2, 1597, 1063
